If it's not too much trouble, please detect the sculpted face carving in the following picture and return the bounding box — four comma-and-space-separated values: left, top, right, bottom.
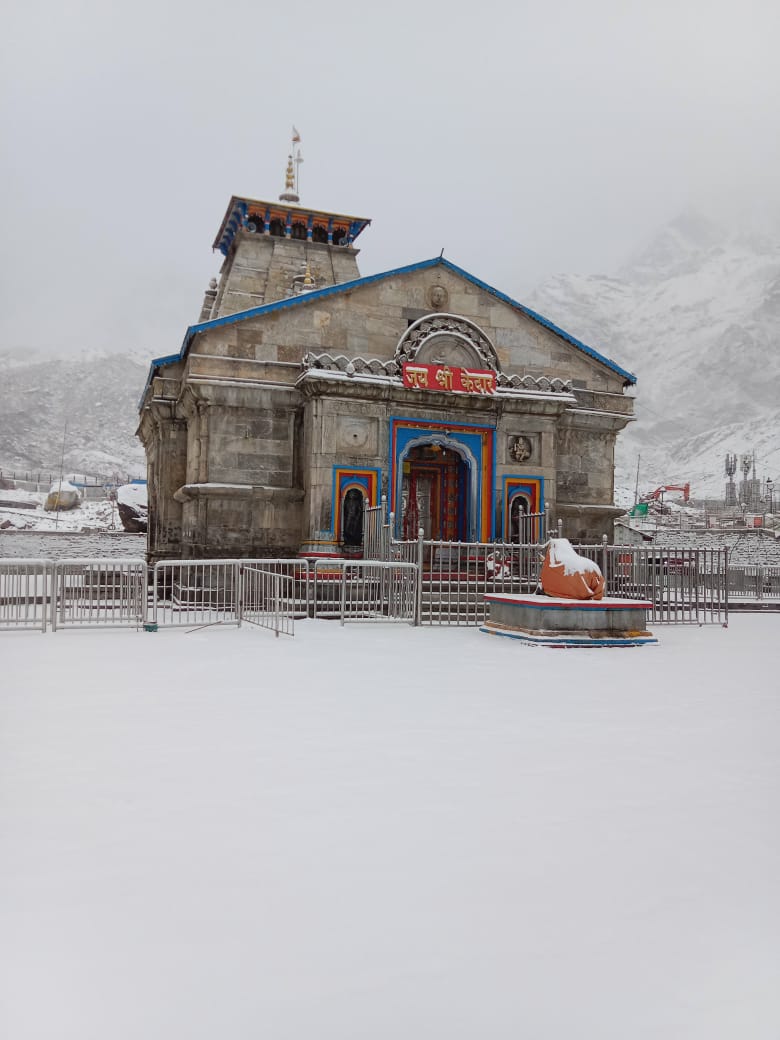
429, 285, 448, 310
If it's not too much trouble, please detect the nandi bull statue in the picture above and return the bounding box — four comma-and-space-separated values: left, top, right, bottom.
540, 538, 605, 600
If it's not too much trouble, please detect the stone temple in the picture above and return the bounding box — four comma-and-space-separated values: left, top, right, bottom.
137, 159, 636, 564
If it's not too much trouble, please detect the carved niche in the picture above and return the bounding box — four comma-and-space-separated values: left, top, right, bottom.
395, 314, 500, 372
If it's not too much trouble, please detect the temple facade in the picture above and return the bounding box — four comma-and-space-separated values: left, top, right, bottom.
138, 171, 636, 563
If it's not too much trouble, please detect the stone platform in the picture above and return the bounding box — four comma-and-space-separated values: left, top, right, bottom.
481, 593, 658, 648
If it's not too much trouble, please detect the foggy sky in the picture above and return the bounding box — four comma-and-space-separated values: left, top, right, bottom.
1, 0, 779, 359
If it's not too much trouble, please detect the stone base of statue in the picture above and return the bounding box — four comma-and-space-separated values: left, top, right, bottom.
481, 593, 658, 648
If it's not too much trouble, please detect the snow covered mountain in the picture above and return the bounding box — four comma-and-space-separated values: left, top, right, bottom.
2, 213, 778, 505
527, 212, 780, 501
0, 349, 147, 480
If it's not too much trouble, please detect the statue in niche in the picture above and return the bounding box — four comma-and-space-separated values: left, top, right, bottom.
510, 436, 533, 462
342, 488, 364, 547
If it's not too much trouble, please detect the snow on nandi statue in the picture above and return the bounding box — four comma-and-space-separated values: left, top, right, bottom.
540, 538, 605, 600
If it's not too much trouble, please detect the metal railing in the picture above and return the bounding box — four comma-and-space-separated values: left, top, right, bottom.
0, 558, 53, 632
52, 558, 147, 630
241, 566, 296, 636
0, 544, 749, 635
381, 539, 729, 626
728, 564, 780, 601
312, 559, 418, 623
363, 496, 390, 562
241, 559, 311, 617
153, 559, 241, 628
417, 540, 544, 625
601, 545, 728, 625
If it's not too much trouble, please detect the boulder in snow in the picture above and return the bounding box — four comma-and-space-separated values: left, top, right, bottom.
116, 483, 148, 533
44, 480, 82, 512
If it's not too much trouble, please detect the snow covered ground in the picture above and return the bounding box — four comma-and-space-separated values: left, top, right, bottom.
0, 487, 120, 532
2, 619, 779, 1039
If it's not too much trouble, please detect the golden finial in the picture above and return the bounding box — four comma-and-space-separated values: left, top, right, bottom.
303, 262, 313, 287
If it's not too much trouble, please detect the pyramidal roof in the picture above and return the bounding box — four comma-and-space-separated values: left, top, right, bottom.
140, 257, 636, 407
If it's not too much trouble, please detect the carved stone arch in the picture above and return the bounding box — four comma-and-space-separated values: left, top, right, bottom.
395, 313, 501, 372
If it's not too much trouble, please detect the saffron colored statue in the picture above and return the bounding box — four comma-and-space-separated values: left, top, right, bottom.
540, 538, 605, 600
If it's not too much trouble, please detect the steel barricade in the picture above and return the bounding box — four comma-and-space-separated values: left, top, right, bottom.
601, 545, 728, 625
417, 540, 543, 626
0, 558, 54, 632
52, 559, 147, 630
153, 560, 240, 628
728, 564, 780, 602
312, 560, 418, 624
240, 558, 311, 617
241, 566, 296, 636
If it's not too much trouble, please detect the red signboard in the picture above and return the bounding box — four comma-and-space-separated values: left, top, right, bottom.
402, 362, 495, 395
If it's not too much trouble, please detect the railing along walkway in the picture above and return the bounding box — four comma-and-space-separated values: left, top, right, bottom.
0, 546, 759, 634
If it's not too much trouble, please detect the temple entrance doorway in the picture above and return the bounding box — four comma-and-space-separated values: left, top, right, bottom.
401, 444, 470, 541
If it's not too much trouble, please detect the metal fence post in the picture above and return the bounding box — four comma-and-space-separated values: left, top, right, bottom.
415, 526, 424, 625
557, 518, 563, 539
601, 534, 608, 583
723, 548, 729, 627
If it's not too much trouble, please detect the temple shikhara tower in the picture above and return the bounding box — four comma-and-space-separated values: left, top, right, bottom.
138, 134, 636, 563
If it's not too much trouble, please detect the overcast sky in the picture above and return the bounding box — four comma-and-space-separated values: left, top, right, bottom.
2, 0, 779, 359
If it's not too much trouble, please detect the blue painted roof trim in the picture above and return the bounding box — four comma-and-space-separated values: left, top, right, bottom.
139, 257, 636, 409
437, 258, 637, 385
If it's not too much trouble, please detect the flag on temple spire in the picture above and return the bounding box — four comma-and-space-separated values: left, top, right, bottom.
292, 126, 301, 143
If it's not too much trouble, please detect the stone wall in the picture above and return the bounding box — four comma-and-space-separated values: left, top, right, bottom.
140, 260, 634, 557
212, 232, 362, 318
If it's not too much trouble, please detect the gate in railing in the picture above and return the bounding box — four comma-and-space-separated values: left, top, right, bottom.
52, 559, 147, 630
419, 540, 543, 625
312, 560, 418, 624
241, 566, 296, 636
0, 558, 53, 632
153, 560, 241, 628
363, 497, 390, 562
241, 559, 311, 619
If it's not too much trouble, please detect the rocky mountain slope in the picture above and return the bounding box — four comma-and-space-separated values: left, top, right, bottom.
0, 350, 147, 480
527, 212, 780, 501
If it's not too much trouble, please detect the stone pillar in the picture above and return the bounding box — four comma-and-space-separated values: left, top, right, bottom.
197, 402, 209, 484
148, 416, 187, 563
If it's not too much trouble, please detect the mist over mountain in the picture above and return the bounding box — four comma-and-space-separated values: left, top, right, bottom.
1, 214, 778, 507
527, 212, 780, 501
0, 350, 147, 480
